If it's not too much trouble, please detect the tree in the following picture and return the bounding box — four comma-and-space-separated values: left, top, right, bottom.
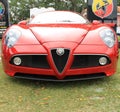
118, 0, 120, 5
9, 0, 87, 24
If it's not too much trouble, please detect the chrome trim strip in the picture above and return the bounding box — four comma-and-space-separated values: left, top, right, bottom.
73, 54, 108, 56
10, 54, 47, 58
11, 54, 48, 56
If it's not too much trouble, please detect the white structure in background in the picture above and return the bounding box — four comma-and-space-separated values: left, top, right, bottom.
117, 6, 120, 35
30, 7, 55, 18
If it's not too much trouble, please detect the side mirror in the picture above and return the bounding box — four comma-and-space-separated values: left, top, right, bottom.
18, 20, 27, 25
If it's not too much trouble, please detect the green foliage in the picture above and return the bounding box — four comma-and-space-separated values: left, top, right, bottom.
9, 0, 87, 24
118, 0, 120, 5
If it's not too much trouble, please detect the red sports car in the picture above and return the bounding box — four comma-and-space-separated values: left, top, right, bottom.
1, 11, 119, 81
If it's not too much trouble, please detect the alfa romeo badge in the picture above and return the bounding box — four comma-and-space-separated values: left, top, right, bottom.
56, 48, 65, 56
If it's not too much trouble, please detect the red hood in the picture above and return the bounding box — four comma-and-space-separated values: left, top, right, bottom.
29, 24, 90, 44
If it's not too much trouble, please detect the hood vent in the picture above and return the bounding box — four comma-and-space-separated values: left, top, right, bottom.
51, 48, 70, 73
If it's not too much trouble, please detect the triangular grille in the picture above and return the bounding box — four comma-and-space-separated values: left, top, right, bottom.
51, 49, 70, 73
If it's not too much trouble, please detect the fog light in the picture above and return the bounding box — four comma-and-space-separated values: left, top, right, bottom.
99, 57, 107, 65
13, 57, 22, 65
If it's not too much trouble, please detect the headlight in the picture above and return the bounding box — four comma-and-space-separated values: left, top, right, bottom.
5, 29, 21, 47
99, 29, 115, 48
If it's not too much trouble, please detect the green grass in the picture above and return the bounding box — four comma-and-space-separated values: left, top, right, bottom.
0, 49, 120, 112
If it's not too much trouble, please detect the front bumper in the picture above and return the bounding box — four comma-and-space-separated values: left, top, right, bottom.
2, 44, 118, 81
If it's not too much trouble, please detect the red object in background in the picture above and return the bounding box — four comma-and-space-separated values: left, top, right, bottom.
1, 11, 119, 81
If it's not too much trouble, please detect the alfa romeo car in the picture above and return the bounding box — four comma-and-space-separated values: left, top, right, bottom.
1, 10, 119, 81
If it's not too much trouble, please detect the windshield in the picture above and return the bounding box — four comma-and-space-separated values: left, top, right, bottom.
29, 11, 88, 24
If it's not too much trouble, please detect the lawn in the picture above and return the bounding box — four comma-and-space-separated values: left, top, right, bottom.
0, 42, 120, 112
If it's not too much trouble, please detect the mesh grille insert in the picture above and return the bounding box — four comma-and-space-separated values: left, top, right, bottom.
71, 55, 111, 69
10, 55, 50, 69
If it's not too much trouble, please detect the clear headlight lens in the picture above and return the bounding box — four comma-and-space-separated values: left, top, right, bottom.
99, 29, 115, 48
5, 29, 21, 47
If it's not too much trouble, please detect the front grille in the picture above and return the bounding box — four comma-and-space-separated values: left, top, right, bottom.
71, 55, 111, 69
10, 55, 50, 69
51, 49, 70, 73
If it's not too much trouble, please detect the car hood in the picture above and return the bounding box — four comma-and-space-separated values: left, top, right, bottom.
29, 25, 90, 44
